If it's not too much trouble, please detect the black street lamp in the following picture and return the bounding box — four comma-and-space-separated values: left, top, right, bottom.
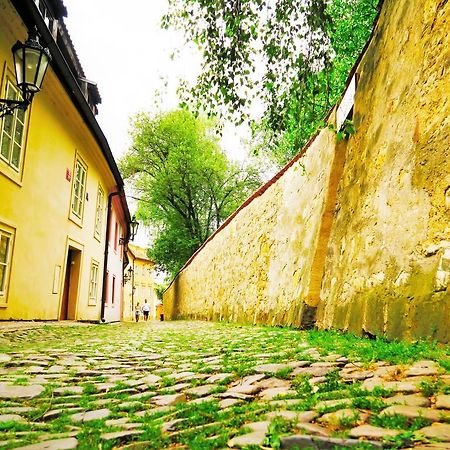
123, 266, 133, 284
119, 216, 139, 245
130, 215, 139, 241
0, 29, 51, 118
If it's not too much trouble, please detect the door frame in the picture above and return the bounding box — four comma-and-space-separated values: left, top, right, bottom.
58, 237, 84, 320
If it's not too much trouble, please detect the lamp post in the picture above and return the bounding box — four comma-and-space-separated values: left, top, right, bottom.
0, 29, 51, 118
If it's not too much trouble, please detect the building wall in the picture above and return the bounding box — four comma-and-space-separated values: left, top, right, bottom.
123, 253, 158, 321
164, 0, 450, 342
123, 264, 134, 322
135, 260, 158, 319
134, 258, 157, 319
103, 202, 126, 323
316, 0, 450, 342
0, 0, 118, 321
164, 128, 338, 326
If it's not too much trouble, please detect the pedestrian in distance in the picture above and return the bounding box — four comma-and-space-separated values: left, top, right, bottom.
142, 299, 150, 322
135, 302, 141, 322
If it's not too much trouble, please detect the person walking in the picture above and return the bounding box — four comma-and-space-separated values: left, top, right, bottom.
142, 299, 150, 322
135, 303, 141, 322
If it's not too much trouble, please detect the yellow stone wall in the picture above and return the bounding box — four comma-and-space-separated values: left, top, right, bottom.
165, 0, 450, 342
316, 0, 450, 342
164, 128, 338, 326
0, 1, 118, 320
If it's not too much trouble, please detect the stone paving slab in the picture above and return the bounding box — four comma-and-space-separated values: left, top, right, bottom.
349, 424, 402, 438
0, 320, 448, 449
13, 438, 78, 450
280, 434, 383, 449
0, 383, 45, 399
418, 423, 450, 441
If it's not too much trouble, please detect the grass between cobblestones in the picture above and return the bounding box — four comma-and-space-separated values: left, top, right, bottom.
0, 321, 448, 449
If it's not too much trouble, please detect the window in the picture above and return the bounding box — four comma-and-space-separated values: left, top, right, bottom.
0, 228, 13, 299
113, 222, 119, 251
111, 275, 116, 305
94, 186, 104, 239
71, 158, 87, 219
88, 260, 99, 305
0, 80, 26, 172
105, 271, 109, 305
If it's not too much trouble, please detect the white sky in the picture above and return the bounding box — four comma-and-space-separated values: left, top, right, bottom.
63, 0, 252, 248
63, 0, 250, 162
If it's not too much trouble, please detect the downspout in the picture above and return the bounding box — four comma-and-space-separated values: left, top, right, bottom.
100, 191, 120, 322
131, 257, 135, 314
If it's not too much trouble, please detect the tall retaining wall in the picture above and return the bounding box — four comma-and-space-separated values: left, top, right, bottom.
164, 0, 450, 342
164, 128, 340, 327
317, 0, 450, 342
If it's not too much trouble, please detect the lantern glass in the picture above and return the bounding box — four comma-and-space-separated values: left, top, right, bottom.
35, 51, 50, 89
25, 48, 41, 92
12, 45, 24, 88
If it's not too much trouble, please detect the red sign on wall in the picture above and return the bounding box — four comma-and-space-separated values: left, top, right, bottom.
66, 168, 71, 181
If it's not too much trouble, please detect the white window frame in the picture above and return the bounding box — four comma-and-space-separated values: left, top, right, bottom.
70, 156, 87, 222
88, 260, 99, 306
0, 79, 27, 174
0, 226, 14, 302
94, 185, 104, 240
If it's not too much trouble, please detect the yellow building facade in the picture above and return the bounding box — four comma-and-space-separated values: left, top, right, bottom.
123, 244, 158, 321
0, 0, 130, 321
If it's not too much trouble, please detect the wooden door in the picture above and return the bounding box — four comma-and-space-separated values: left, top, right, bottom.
60, 250, 72, 320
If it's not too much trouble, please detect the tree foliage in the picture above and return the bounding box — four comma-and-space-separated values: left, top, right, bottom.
264, 0, 380, 164
120, 110, 261, 277
162, 0, 380, 165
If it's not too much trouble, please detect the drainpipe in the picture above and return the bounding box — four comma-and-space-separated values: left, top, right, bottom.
100, 191, 120, 323
131, 257, 136, 314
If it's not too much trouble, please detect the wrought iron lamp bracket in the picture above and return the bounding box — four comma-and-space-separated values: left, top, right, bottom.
0, 98, 30, 119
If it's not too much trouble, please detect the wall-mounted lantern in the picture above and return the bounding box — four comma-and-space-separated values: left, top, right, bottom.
130, 215, 139, 241
0, 29, 51, 118
123, 266, 133, 284
119, 216, 139, 246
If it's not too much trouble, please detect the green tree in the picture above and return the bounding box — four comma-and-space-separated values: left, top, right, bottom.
261, 0, 380, 165
120, 110, 261, 277
162, 0, 379, 166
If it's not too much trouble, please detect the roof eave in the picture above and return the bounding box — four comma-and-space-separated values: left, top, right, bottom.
11, 0, 124, 190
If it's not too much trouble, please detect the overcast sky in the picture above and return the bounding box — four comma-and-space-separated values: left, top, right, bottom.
63, 0, 252, 247
63, 0, 249, 162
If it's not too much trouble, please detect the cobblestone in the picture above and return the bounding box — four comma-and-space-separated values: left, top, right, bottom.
0, 320, 448, 449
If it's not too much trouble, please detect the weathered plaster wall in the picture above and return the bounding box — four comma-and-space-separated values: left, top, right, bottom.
165, 128, 338, 327
165, 0, 450, 342
316, 0, 450, 342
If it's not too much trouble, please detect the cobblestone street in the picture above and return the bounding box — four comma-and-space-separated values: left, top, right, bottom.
0, 321, 449, 449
